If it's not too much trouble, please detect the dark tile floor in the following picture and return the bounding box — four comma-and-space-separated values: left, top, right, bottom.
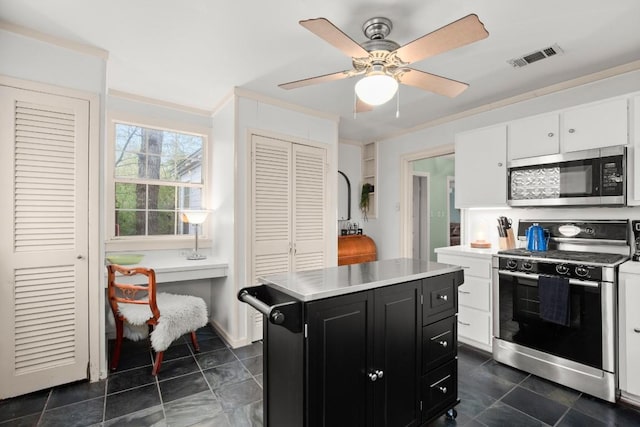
2, 326, 640, 426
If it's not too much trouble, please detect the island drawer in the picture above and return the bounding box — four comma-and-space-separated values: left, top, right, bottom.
422, 316, 457, 373
421, 359, 458, 423
422, 272, 460, 324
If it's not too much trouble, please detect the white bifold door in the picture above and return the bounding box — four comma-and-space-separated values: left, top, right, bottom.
250, 134, 327, 340
0, 85, 90, 398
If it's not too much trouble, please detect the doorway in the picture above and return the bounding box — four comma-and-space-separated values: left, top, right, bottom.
400, 145, 460, 260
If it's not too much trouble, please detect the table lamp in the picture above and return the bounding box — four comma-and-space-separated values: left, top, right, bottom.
181, 210, 209, 260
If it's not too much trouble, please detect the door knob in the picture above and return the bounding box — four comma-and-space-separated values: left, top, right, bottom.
438, 340, 448, 348
438, 294, 448, 301
368, 372, 378, 382
438, 386, 447, 394
375, 370, 384, 379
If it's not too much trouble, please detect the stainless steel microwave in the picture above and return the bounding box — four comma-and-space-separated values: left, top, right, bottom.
507, 146, 626, 206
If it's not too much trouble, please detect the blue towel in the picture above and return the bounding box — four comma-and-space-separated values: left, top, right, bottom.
538, 275, 570, 326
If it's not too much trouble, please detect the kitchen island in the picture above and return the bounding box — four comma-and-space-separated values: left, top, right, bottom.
238, 258, 464, 427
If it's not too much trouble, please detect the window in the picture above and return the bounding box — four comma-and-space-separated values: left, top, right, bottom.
110, 121, 206, 239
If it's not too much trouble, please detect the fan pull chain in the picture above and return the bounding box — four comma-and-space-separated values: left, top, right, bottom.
395, 86, 400, 118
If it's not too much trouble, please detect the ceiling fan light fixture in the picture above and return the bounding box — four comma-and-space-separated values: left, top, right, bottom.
355, 71, 398, 106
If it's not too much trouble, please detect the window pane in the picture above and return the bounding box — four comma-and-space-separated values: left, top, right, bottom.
178, 187, 203, 210
150, 185, 176, 210
115, 210, 144, 236
114, 151, 143, 178
115, 124, 143, 152
115, 183, 146, 209
148, 211, 175, 235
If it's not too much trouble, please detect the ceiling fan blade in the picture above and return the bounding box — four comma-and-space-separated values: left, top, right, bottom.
356, 98, 373, 113
399, 69, 469, 98
394, 14, 489, 64
279, 70, 352, 90
300, 18, 370, 58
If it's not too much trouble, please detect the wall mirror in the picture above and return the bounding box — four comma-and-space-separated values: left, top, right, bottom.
338, 170, 351, 220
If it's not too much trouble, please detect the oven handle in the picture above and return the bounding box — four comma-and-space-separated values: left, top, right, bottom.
498, 270, 600, 288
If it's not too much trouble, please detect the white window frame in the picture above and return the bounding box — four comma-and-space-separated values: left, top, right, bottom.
105, 112, 211, 251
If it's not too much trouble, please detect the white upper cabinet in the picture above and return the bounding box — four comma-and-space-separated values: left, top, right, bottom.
508, 113, 560, 160
508, 97, 628, 160
455, 125, 507, 208
561, 97, 628, 152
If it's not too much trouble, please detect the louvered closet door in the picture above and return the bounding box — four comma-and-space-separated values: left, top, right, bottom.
292, 144, 326, 271
252, 135, 293, 280
0, 86, 89, 398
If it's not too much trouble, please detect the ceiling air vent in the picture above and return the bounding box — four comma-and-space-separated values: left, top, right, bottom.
508, 44, 564, 68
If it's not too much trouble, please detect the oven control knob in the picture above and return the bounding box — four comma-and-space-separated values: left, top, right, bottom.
506, 259, 518, 270
555, 264, 569, 275
522, 261, 533, 271
575, 266, 589, 277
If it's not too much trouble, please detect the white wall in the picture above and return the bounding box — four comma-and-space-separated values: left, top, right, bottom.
210, 97, 237, 344
371, 69, 640, 259
0, 29, 106, 94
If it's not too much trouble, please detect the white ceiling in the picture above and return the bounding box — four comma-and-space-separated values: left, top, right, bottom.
2, 0, 640, 141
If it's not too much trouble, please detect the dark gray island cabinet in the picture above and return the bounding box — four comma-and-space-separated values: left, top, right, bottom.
238, 258, 463, 427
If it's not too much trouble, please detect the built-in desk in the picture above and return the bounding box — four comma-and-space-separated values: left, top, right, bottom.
104, 250, 228, 285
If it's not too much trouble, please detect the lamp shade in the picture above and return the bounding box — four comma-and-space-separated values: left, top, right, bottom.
181, 210, 209, 225
355, 72, 399, 106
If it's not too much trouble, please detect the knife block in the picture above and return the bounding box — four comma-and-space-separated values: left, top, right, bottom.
499, 229, 517, 250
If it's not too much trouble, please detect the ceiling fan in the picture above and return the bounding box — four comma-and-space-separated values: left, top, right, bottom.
279, 14, 489, 111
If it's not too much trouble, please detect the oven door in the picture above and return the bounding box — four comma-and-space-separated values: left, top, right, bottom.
495, 270, 615, 372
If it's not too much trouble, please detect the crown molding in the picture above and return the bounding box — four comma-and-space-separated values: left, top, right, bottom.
108, 89, 212, 116
233, 87, 340, 122
339, 138, 364, 146
0, 19, 109, 60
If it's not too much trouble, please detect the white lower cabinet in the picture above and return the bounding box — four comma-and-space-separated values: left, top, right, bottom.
436, 248, 494, 352
457, 307, 491, 348
619, 263, 640, 405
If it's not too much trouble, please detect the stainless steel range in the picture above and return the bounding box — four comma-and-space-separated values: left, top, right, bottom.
492, 219, 630, 402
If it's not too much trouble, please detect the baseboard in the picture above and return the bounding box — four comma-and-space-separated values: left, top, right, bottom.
620, 392, 640, 409
210, 318, 250, 349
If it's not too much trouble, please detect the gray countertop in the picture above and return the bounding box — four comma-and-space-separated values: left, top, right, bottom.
258, 257, 462, 302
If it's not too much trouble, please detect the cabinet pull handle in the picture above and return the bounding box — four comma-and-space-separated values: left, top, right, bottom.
438, 294, 448, 301
375, 370, 384, 379
459, 290, 471, 294
548, 132, 554, 137
368, 372, 378, 382
458, 320, 471, 326
438, 386, 448, 394
438, 340, 448, 348
568, 128, 575, 133
634, 328, 640, 333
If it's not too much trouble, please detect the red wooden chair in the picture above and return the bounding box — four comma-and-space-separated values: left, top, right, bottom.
107, 264, 208, 375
